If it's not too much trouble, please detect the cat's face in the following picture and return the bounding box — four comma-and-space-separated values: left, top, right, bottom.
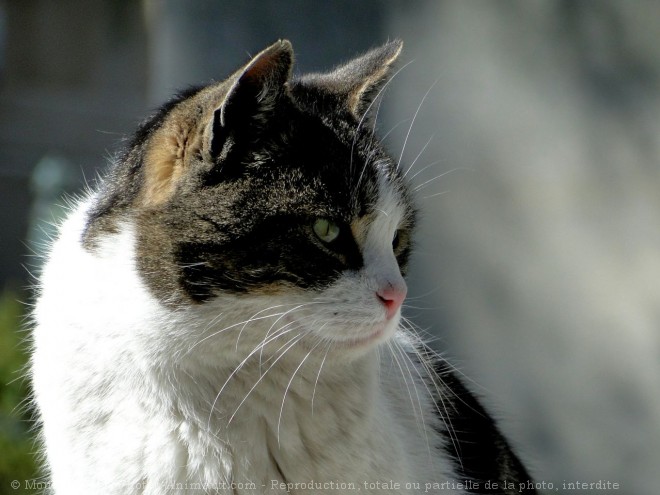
85, 40, 414, 362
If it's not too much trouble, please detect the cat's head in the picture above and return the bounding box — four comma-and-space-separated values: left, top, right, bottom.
85, 40, 415, 362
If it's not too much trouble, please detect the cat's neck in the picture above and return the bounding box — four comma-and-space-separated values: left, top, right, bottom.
163, 348, 380, 433
145, 349, 407, 489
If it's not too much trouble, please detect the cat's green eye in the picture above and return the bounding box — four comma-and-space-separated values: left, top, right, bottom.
313, 218, 340, 243
392, 229, 408, 254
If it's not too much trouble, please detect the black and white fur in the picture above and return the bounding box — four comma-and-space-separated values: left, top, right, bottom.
31, 40, 536, 494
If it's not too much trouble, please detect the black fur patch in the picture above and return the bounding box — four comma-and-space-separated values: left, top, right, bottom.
430, 356, 538, 494
134, 95, 392, 302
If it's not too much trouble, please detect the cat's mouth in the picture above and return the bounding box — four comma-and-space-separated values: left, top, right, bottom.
282, 313, 398, 351
339, 326, 387, 348
330, 321, 397, 349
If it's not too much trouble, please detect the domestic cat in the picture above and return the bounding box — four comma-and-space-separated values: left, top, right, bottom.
31, 40, 537, 494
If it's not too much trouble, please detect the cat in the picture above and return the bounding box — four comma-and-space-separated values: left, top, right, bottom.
31, 40, 537, 494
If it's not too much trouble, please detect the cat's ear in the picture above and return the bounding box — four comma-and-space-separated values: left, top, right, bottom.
205, 40, 294, 159
303, 40, 403, 120
140, 40, 293, 207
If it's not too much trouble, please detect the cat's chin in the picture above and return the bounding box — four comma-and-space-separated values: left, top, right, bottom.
334, 324, 392, 349
326, 317, 399, 351
278, 307, 400, 353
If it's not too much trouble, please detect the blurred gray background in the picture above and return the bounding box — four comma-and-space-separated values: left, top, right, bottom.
1, 1, 658, 493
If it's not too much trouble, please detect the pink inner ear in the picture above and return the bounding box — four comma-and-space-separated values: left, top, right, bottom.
239, 40, 293, 89
218, 40, 293, 132
243, 55, 274, 82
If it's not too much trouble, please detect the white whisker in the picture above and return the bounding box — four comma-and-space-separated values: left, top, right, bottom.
311, 342, 332, 415
380, 118, 411, 143
398, 320, 463, 468
413, 167, 469, 192
185, 305, 293, 357
352, 60, 415, 190
406, 160, 444, 184
397, 79, 439, 171
206, 324, 301, 430
392, 339, 428, 439
386, 340, 422, 433
421, 190, 450, 201
392, 339, 435, 462
277, 337, 324, 446
226, 333, 304, 427
403, 134, 435, 179
235, 302, 318, 351
258, 312, 324, 367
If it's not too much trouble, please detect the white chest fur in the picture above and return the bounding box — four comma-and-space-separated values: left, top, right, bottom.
31, 201, 462, 494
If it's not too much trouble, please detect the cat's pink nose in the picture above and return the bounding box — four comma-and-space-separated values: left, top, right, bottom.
377, 283, 407, 320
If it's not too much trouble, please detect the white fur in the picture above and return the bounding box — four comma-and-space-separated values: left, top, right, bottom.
31, 190, 462, 494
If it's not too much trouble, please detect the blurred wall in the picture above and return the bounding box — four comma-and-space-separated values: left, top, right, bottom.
0, 0, 385, 290
385, 2, 660, 493
1, 1, 658, 493
0, 0, 148, 289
